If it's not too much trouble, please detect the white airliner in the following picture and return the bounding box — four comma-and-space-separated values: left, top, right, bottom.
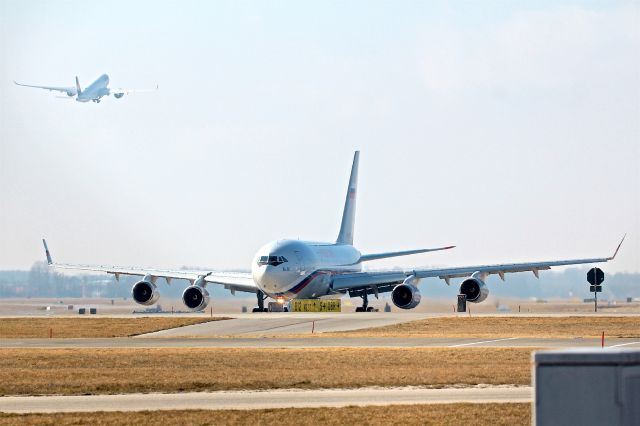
42, 151, 624, 312
14, 74, 157, 103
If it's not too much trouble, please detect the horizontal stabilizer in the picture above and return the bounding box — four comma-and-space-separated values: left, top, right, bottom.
359, 246, 455, 262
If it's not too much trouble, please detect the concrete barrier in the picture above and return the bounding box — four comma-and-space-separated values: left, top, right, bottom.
534, 349, 640, 425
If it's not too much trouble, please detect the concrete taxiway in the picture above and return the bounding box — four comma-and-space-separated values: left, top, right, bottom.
0, 386, 532, 413
140, 312, 430, 337
2, 337, 639, 349
138, 312, 640, 337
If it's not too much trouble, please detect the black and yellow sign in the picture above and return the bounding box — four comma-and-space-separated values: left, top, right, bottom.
291, 299, 341, 313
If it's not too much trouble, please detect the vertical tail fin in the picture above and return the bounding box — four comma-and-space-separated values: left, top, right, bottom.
336, 151, 359, 245
75, 76, 82, 95
42, 239, 53, 265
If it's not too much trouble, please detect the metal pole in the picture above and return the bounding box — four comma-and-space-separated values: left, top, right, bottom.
594, 286, 598, 313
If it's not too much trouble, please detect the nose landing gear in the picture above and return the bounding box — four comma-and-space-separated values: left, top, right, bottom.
252, 290, 268, 313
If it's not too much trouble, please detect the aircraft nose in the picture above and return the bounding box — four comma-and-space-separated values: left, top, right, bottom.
256, 265, 279, 291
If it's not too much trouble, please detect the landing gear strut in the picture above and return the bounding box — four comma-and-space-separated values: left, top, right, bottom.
252, 290, 268, 313
355, 292, 373, 312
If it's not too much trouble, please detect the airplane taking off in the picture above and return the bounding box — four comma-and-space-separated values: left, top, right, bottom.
14, 74, 157, 103
42, 151, 625, 312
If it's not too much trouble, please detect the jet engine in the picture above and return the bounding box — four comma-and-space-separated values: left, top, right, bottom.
391, 276, 421, 309
182, 285, 210, 311
66, 92, 75, 97
459, 273, 489, 303
114, 93, 124, 99
131, 280, 160, 305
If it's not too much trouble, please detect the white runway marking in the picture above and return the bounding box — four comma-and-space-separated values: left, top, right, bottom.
606, 341, 640, 348
449, 337, 519, 347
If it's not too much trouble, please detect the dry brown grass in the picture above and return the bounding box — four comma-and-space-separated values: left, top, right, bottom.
0, 347, 531, 396
328, 316, 640, 338
0, 317, 229, 339
0, 404, 531, 425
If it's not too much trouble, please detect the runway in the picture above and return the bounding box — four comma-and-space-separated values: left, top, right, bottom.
0, 386, 532, 413
2, 336, 639, 349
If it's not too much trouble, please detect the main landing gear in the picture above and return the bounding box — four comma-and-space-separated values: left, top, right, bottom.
252, 290, 268, 313
355, 291, 374, 312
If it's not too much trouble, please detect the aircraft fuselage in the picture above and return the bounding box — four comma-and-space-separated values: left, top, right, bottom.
251, 239, 361, 299
76, 74, 110, 102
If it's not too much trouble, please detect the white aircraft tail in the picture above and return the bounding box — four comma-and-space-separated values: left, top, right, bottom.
75, 76, 82, 95
336, 151, 359, 245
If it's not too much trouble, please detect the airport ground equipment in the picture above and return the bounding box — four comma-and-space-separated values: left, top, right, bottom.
534, 349, 640, 425
587, 267, 605, 312
457, 294, 467, 312
267, 301, 287, 312
291, 299, 341, 313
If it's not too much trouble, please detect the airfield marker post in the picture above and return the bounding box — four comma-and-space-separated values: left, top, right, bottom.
312, 321, 315, 334
49, 328, 52, 338
601, 332, 604, 348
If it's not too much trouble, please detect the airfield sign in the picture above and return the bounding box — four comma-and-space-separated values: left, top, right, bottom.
587, 268, 604, 286
587, 267, 605, 312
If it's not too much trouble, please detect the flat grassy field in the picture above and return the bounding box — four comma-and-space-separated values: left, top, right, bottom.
328, 316, 640, 338
0, 403, 531, 425
0, 347, 531, 396
0, 317, 228, 339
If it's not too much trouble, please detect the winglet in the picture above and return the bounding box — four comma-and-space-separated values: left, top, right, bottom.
42, 239, 53, 265
609, 234, 626, 260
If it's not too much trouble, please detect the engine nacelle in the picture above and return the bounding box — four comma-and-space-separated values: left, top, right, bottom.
66, 91, 75, 97
113, 93, 124, 99
182, 285, 210, 311
459, 274, 489, 303
131, 280, 160, 305
391, 277, 422, 309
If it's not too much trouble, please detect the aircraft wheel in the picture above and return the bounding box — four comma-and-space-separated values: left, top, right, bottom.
252, 307, 261, 313
355, 307, 363, 312
263, 308, 269, 312
366, 307, 374, 312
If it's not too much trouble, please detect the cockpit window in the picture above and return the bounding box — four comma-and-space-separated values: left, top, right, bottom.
258, 255, 288, 266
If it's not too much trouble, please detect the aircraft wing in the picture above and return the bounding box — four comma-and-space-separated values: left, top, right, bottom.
109, 84, 159, 96
331, 236, 625, 295
14, 81, 77, 95
42, 240, 257, 294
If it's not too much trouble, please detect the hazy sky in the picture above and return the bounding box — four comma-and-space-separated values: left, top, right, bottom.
1, 1, 638, 274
